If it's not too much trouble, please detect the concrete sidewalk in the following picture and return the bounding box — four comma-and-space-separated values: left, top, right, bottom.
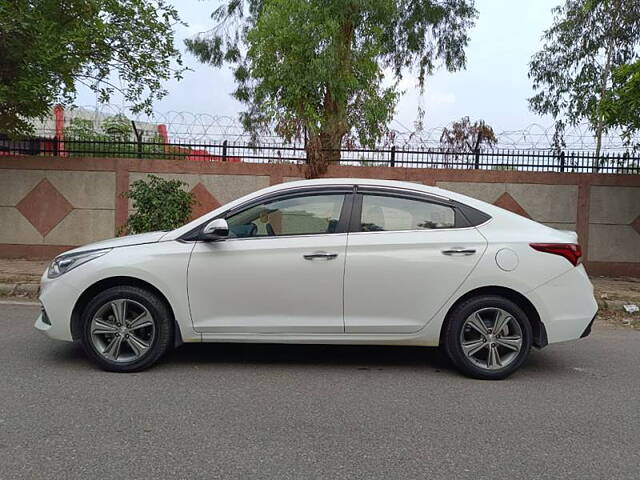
0, 258, 638, 328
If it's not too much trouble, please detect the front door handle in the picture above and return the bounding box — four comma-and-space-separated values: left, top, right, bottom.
442, 248, 476, 256
303, 251, 338, 260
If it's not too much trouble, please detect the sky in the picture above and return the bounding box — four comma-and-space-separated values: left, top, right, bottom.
76, 0, 560, 134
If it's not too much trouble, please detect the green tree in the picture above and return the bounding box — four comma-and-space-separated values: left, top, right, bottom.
601, 60, 640, 149
123, 175, 195, 234
186, 0, 477, 177
64, 115, 167, 158
528, 0, 640, 158
0, 0, 185, 137
102, 114, 132, 140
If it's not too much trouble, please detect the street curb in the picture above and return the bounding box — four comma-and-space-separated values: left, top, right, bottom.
0, 282, 40, 300
0, 299, 40, 306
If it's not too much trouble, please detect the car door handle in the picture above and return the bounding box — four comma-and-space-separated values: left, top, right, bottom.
303, 251, 338, 260
441, 248, 476, 256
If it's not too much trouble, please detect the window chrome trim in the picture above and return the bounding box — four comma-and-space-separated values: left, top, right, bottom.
180, 182, 492, 241
346, 225, 485, 235
197, 232, 349, 243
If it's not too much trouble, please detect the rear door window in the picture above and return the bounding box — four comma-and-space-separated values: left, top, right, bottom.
359, 194, 456, 232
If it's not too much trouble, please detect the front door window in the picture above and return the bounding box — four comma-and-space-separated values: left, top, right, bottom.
226, 194, 345, 238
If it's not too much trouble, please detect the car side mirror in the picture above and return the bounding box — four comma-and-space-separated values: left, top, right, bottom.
200, 218, 229, 241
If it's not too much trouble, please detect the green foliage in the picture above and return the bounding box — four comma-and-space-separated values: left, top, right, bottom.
528, 0, 640, 156
601, 60, 640, 149
0, 0, 185, 137
122, 175, 195, 234
64, 116, 167, 158
102, 114, 131, 139
491, 164, 517, 171
64, 119, 98, 141
186, 0, 477, 176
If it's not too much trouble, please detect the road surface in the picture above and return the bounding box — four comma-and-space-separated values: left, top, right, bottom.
1, 302, 639, 479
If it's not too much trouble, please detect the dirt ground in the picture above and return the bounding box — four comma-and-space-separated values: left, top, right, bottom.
591, 276, 640, 328
591, 276, 640, 302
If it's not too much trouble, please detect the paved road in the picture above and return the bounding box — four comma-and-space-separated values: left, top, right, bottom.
1, 303, 639, 480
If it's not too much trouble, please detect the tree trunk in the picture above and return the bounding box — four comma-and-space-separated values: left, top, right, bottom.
594, 124, 603, 159
303, 10, 353, 178
303, 89, 348, 178
594, 29, 616, 169
304, 129, 343, 178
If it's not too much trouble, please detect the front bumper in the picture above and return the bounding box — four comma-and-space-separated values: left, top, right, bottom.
34, 309, 51, 334
34, 271, 81, 342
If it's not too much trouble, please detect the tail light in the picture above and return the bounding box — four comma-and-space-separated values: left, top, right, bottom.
530, 243, 582, 266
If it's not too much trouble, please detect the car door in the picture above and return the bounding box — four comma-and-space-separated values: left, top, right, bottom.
187, 187, 353, 334
343, 188, 487, 333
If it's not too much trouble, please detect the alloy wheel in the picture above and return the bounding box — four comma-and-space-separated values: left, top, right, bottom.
89, 299, 156, 363
459, 307, 523, 370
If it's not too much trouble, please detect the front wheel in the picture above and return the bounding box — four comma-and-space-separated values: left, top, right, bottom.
80, 286, 173, 372
442, 296, 532, 380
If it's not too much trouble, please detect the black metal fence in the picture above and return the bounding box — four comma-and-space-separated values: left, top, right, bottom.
1, 136, 638, 174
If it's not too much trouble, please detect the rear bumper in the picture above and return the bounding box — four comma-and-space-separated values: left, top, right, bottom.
580, 313, 598, 338
527, 265, 598, 344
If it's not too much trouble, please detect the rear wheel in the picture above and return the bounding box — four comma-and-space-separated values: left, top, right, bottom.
79, 286, 173, 372
443, 295, 532, 380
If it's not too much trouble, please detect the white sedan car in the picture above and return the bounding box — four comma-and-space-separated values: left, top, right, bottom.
35, 178, 597, 379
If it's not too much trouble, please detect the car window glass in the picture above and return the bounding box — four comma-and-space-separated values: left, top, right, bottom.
361, 194, 455, 231
226, 194, 345, 238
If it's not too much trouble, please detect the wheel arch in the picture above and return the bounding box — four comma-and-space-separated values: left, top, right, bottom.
441, 286, 548, 348
71, 276, 182, 346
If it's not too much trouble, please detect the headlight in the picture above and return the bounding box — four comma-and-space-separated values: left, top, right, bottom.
48, 249, 111, 279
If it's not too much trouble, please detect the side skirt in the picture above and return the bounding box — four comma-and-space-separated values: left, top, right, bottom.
199, 332, 437, 347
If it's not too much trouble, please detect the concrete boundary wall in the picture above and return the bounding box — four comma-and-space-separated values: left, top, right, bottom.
0, 155, 638, 277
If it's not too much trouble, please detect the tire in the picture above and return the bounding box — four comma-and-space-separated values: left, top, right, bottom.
442, 295, 532, 380
79, 285, 173, 372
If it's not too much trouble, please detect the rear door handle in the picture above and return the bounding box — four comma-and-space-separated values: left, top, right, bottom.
303, 251, 338, 260
442, 248, 476, 256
